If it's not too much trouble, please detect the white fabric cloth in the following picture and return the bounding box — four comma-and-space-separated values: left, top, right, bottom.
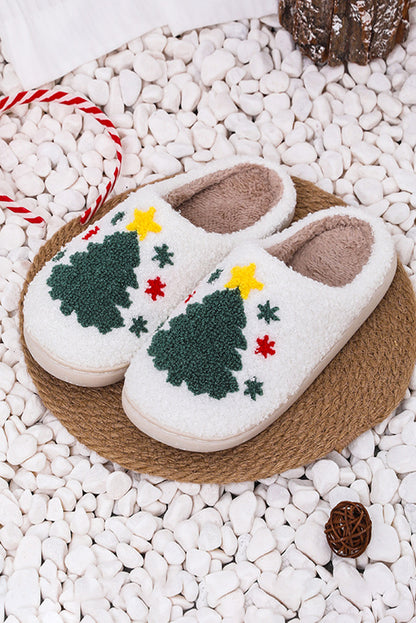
0, 0, 277, 89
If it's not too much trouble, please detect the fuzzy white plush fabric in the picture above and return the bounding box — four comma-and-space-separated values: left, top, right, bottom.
122, 207, 397, 452
23, 156, 295, 386
0, 0, 277, 88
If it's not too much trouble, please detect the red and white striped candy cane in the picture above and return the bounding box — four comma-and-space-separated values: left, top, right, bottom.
0, 88, 123, 225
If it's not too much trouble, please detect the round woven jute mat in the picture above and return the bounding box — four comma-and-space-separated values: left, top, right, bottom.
19, 177, 416, 483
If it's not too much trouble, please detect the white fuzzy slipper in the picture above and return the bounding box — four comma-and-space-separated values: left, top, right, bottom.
122, 207, 397, 452
23, 156, 295, 386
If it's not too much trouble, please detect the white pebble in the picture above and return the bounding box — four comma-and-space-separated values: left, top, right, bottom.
282, 142, 316, 166
351, 141, 380, 165
87, 79, 110, 106
292, 489, 319, 514
237, 40, 261, 64
310, 460, 339, 496
181, 82, 201, 112
334, 562, 371, 609
239, 93, 263, 117
116, 542, 143, 568
14, 534, 42, 569
377, 92, 402, 118
7, 433, 37, 465
0, 362, 15, 393
399, 74, 416, 104
366, 519, 400, 563
95, 133, 117, 159
201, 50, 235, 86
370, 468, 399, 504
249, 51, 273, 80
119, 69, 141, 107
148, 110, 178, 144
133, 52, 163, 82
384, 202, 410, 225
319, 151, 343, 180
304, 71, 326, 99
185, 548, 211, 577
387, 445, 416, 473
398, 473, 416, 503
14, 173, 44, 197
348, 430, 375, 459
0, 224, 25, 250
394, 169, 416, 193
206, 569, 239, 607
65, 544, 95, 575
198, 522, 222, 551
229, 491, 256, 535
5, 568, 40, 613
259, 567, 308, 611
150, 152, 181, 176
246, 527, 276, 562
0, 138, 18, 171
363, 562, 395, 596
281, 50, 303, 77
163, 541, 185, 565
294, 520, 331, 565
105, 471, 132, 500
45, 169, 78, 194
348, 63, 371, 84
367, 72, 390, 93
163, 494, 192, 530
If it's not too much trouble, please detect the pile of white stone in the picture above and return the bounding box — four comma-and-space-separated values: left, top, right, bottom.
0, 7, 416, 623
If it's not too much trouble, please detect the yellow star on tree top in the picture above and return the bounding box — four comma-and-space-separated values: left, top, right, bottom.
126, 206, 162, 240
224, 263, 264, 299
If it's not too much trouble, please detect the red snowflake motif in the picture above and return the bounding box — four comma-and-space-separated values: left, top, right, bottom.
145, 276, 166, 301
82, 225, 100, 240
255, 335, 276, 358
184, 290, 196, 303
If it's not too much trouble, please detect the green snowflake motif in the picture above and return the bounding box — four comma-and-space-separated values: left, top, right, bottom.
244, 377, 263, 401
152, 244, 174, 268
129, 315, 149, 338
111, 211, 125, 226
208, 268, 223, 284
257, 300, 280, 324
52, 250, 66, 262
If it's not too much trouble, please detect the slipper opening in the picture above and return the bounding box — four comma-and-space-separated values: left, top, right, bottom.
268, 215, 374, 287
165, 163, 283, 234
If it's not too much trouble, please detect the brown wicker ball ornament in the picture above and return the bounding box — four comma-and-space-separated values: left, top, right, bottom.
324, 501, 372, 558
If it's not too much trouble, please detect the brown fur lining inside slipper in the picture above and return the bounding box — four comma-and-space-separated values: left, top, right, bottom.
166, 163, 283, 234
268, 215, 373, 287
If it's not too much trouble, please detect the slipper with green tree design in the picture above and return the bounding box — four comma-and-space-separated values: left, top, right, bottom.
23, 156, 296, 386
122, 206, 396, 451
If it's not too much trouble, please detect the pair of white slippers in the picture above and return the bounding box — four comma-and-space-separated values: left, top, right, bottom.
23, 156, 397, 452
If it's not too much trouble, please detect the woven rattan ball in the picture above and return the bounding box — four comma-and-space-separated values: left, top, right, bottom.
324, 501, 372, 558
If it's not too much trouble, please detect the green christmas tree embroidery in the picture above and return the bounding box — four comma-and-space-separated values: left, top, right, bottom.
52, 250, 66, 262
257, 300, 280, 324
129, 315, 148, 338
148, 288, 247, 399
208, 268, 223, 284
47, 231, 140, 334
111, 211, 125, 226
152, 244, 174, 268
244, 377, 263, 400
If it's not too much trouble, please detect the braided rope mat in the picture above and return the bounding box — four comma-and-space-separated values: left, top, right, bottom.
18, 177, 416, 483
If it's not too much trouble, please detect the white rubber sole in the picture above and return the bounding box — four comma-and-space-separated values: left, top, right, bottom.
122, 255, 397, 452
24, 325, 128, 387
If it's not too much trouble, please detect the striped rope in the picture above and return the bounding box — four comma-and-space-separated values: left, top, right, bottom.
0, 88, 123, 225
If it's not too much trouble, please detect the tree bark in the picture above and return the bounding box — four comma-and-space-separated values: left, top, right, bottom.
279, 0, 410, 65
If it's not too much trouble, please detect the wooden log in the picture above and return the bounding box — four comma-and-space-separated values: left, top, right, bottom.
279, 0, 410, 65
